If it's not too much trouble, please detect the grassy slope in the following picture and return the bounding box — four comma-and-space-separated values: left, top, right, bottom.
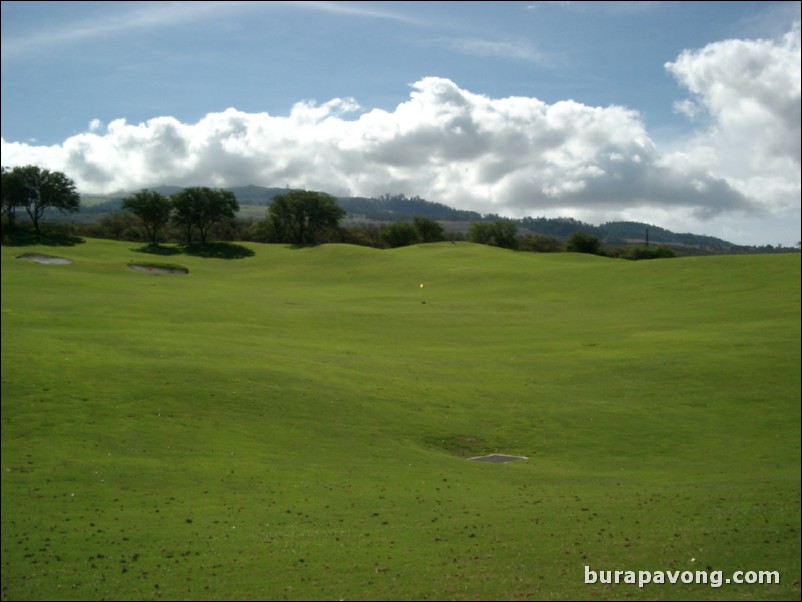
1, 240, 799, 601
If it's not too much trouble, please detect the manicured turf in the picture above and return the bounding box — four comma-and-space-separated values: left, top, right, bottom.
2, 239, 800, 600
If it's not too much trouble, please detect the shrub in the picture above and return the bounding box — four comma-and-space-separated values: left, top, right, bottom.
518, 233, 562, 253
381, 222, 419, 248
621, 245, 677, 260
565, 231, 602, 254
468, 220, 519, 250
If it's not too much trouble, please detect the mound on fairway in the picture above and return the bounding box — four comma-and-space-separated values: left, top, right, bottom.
16, 252, 73, 265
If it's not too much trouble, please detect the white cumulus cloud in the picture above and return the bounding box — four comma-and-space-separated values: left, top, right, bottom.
664, 22, 801, 215
0, 77, 754, 215
2, 21, 800, 247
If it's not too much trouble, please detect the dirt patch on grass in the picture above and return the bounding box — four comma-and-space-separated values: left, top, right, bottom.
16, 253, 74, 265
128, 263, 189, 275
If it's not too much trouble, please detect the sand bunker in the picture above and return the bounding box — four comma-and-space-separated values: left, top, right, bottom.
467, 454, 528, 463
17, 253, 74, 265
128, 264, 188, 275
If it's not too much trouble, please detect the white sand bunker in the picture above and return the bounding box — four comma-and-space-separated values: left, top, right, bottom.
468, 454, 528, 463
17, 253, 74, 265
128, 264, 188, 275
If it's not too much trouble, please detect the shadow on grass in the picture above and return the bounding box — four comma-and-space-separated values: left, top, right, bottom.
182, 242, 254, 259
1, 228, 85, 247
132, 241, 254, 259
131, 244, 183, 256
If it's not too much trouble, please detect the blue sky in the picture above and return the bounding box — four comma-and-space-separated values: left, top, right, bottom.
2, 1, 800, 245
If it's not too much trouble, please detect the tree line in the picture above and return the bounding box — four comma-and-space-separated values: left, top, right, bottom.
1, 165, 683, 258
105, 187, 352, 248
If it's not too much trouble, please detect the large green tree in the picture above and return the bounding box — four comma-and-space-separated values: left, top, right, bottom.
412, 216, 445, 243
381, 222, 419, 248
171, 187, 239, 244
0, 167, 18, 227
565, 231, 602, 255
468, 220, 519, 250
121, 189, 172, 245
268, 190, 346, 246
1, 165, 80, 233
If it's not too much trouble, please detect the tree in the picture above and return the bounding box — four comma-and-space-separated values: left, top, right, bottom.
268, 190, 346, 246
412, 216, 445, 243
491, 220, 519, 250
566, 231, 602, 254
381, 222, 419, 248
467, 221, 495, 245
620, 245, 676, 260
1, 165, 80, 233
468, 220, 519, 250
121, 189, 172, 245
518, 233, 562, 253
171, 187, 239, 244
339, 223, 384, 248
1, 167, 18, 227
91, 212, 143, 242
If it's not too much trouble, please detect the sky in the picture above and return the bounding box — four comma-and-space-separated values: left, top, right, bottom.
1, 1, 800, 246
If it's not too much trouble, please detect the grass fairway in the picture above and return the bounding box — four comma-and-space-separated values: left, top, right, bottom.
2, 239, 800, 601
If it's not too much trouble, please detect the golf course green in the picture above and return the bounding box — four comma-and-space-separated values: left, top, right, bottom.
2, 239, 800, 600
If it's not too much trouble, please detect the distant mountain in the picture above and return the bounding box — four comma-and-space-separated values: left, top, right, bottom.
76, 184, 745, 251
496, 216, 738, 249
79, 185, 292, 213
150, 185, 185, 197
597, 221, 735, 249
517, 216, 604, 240
336, 193, 482, 222
222, 185, 293, 204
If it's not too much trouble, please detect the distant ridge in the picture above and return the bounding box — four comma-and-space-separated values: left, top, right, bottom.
78, 184, 742, 250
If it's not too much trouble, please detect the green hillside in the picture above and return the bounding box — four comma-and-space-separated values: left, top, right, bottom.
2, 240, 800, 600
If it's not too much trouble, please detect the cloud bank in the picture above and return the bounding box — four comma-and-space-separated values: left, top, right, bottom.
2, 24, 799, 242
664, 22, 801, 216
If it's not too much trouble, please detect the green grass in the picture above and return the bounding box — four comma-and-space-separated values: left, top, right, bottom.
2, 239, 800, 601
